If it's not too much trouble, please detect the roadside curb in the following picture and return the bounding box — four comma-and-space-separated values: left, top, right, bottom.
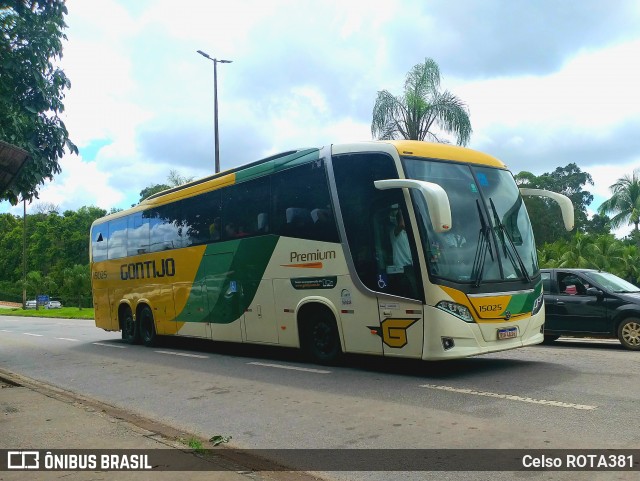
0, 368, 193, 447
0, 368, 322, 481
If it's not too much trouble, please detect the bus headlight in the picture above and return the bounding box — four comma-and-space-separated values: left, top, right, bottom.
531, 291, 544, 316
436, 301, 474, 323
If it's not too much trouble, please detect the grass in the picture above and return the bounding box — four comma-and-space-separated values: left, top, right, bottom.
183, 437, 205, 454
0, 306, 95, 319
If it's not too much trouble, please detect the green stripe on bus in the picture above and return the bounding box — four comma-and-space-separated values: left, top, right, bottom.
234, 149, 320, 183
176, 235, 280, 324
503, 282, 542, 315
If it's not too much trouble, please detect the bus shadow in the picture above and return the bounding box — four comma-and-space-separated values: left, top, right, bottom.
144, 335, 542, 380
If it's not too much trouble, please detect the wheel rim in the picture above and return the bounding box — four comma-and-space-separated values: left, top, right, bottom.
621, 321, 640, 347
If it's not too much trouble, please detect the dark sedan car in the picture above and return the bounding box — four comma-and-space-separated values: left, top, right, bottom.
541, 268, 640, 350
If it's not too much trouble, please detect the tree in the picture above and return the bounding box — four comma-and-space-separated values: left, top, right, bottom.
598, 168, 640, 241
0, 0, 77, 205
33, 201, 60, 214
583, 213, 612, 236
590, 234, 623, 272
138, 183, 170, 203
62, 263, 90, 309
23, 270, 55, 309
558, 233, 597, 269
0, 205, 105, 304
371, 58, 472, 146
517, 164, 594, 246
167, 169, 193, 186
537, 243, 561, 268
620, 244, 640, 284
139, 169, 195, 202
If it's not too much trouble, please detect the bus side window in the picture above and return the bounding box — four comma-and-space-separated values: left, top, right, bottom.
107, 217, 128, 260
222, 176, 269, 240
281, 207, 311, 238
91, 224, 108, 262
127, 212, 149, 256
271, 162, 338, 242
182, 190, 221, 245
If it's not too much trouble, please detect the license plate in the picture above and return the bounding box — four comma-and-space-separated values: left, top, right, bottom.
497, 327, 518, 340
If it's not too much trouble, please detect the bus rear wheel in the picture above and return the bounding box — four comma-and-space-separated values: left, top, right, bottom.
121, 310, 139, 344
301, 308, 341, 365
139, 306, 157, 347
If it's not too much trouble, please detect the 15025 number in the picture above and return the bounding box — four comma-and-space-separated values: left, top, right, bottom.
479, 304, 503, 312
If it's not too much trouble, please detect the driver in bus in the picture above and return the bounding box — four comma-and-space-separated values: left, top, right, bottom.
390, 210, 412, 268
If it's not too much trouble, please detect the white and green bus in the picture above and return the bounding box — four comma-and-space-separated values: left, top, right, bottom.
90, 140, 573, 363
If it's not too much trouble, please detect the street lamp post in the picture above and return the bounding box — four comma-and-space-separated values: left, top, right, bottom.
197, 50, 232, 174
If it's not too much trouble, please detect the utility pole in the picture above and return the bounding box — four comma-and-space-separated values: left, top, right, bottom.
197, 50, 233, 173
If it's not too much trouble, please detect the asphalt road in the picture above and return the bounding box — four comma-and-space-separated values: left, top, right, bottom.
1, 315, 638, 481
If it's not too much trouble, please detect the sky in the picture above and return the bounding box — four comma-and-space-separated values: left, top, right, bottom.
3, 0, 640, 236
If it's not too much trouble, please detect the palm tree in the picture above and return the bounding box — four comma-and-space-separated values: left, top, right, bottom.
371, 58, 472, 145
598, 169, 640, 235
558, 233, 597, 269
590, 234, 623, 272
537, 243, 562, 268
620, 245, 640, 284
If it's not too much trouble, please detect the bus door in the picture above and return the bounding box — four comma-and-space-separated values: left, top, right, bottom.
173, 280, 209, 337
372, 204, 424, 359
243, 279, 278, 343
154, 286, 177, 335
203, 252, 243, 342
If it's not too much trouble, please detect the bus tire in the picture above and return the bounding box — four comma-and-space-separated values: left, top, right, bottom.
300, 307, 342, 365
121, 309, 140, 344
139, 305, 157, 347
617, 317, 640, 350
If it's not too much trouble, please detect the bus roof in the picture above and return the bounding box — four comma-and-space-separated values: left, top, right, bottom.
385, 140, 507, 168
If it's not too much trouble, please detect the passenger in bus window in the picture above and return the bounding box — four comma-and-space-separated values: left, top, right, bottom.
224, 222, 238, 239
225, 222, 249, 239
209, 217, 221, 241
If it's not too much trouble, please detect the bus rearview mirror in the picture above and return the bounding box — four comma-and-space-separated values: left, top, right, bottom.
374, 179, 452, 233
519, 188, 575, 231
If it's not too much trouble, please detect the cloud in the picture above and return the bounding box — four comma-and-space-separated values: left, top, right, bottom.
390, 0, 640, 78
473, 118, 640, 175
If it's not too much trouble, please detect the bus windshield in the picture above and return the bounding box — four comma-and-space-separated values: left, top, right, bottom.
403, 157, 538, 285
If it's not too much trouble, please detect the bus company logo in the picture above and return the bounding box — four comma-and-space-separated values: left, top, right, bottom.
7, 451, 39, 469
368, 318, 419, 348
288, 249, 336, 264
120, 258, 175, 281
504, 310, 512, 320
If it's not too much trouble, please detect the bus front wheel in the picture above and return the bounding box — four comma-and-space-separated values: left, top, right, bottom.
301, 308, 342, 365
121, 310, 139, 344
139, 306, 157, 347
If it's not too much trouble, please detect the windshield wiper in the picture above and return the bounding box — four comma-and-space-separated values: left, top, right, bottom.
471, 200, 493, 287
489, 198, 531, 283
